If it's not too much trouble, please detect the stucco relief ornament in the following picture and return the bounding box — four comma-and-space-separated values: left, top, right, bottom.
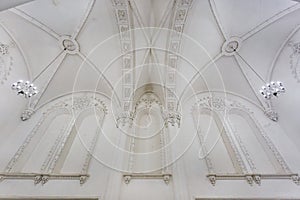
163, 174, 171, 185
264, 108, 278, 122
116, 111, 135, 128
0, 43, 9, 55
41, 175, 49, 185
207, 175, 216, 186
79, 175, 88, 185
253, 175, 261, 185
21, 109, 35, 121
245, 175, 254, 186
288, 41, 300, 82
0, 43, 13, 85
208, 97, 226, 111
34, 175, 42, 185
124, 175, 131, 184
163, 111, 181, 128
292, 174, 300, 185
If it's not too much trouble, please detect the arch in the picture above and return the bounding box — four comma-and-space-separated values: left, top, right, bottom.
192, 106, 246, 174
227, 108, 291, 174
190, 92, 292, 175
126, 92, 169, 174
5, 93, 108, 174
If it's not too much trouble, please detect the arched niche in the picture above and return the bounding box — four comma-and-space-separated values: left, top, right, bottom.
191, 93, 292, 176
227, 108, 290, 174
5, 106, 72, 173
127, 92, 168, 174
192, 107, 237, 174
5, 93, 108, 176
59, 107, 105, 174
268, 27, 300, 149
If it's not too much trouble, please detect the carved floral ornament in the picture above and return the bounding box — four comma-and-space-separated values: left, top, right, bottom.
0, 42, 13, 85
21, 95, 108, 121
116, 93, 182, 128
117, 93, 163, 127
288, 41, 300, 83
193, 96, 252, 114
45, 95, 108, 115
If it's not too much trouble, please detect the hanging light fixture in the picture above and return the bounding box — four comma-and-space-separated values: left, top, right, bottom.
10, 50, 65, 99
11, 80, 38, 98
236, 53, 286, 100
259, 81, 285, 99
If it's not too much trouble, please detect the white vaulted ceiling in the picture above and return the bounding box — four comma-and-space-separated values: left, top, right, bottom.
0, 0, 300, 145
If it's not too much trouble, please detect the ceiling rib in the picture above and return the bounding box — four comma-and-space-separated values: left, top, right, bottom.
0, 0, 36, 11
241, 3, 300, 42
209, 0, 228, 40
10, 8, 61, 40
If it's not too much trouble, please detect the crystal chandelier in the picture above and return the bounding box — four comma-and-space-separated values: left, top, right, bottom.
259, 81, 285, 99
236, 53, 286, 100
10, 50, 65, 99
11, 80, 38, 98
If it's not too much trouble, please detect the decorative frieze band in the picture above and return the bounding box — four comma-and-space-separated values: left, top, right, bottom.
288, 41, 300, 83
112, 0, 134, 114
166, 0, 193, 112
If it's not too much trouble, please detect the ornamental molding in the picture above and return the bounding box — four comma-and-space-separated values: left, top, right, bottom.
41, 95, 107, 119
112, 0, 135, 112
193, 96, 251, 114
163, 111, 181, 128
0, 42, 13, 85
24, 94, 108, 121
116, 93, 164, 128
116, 111, 135, 128
288, 41, 300, 83
166, 0, 193, 112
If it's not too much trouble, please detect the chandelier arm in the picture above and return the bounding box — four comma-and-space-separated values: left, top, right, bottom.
32, 50, 65, 82
235, 52, 267, 84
